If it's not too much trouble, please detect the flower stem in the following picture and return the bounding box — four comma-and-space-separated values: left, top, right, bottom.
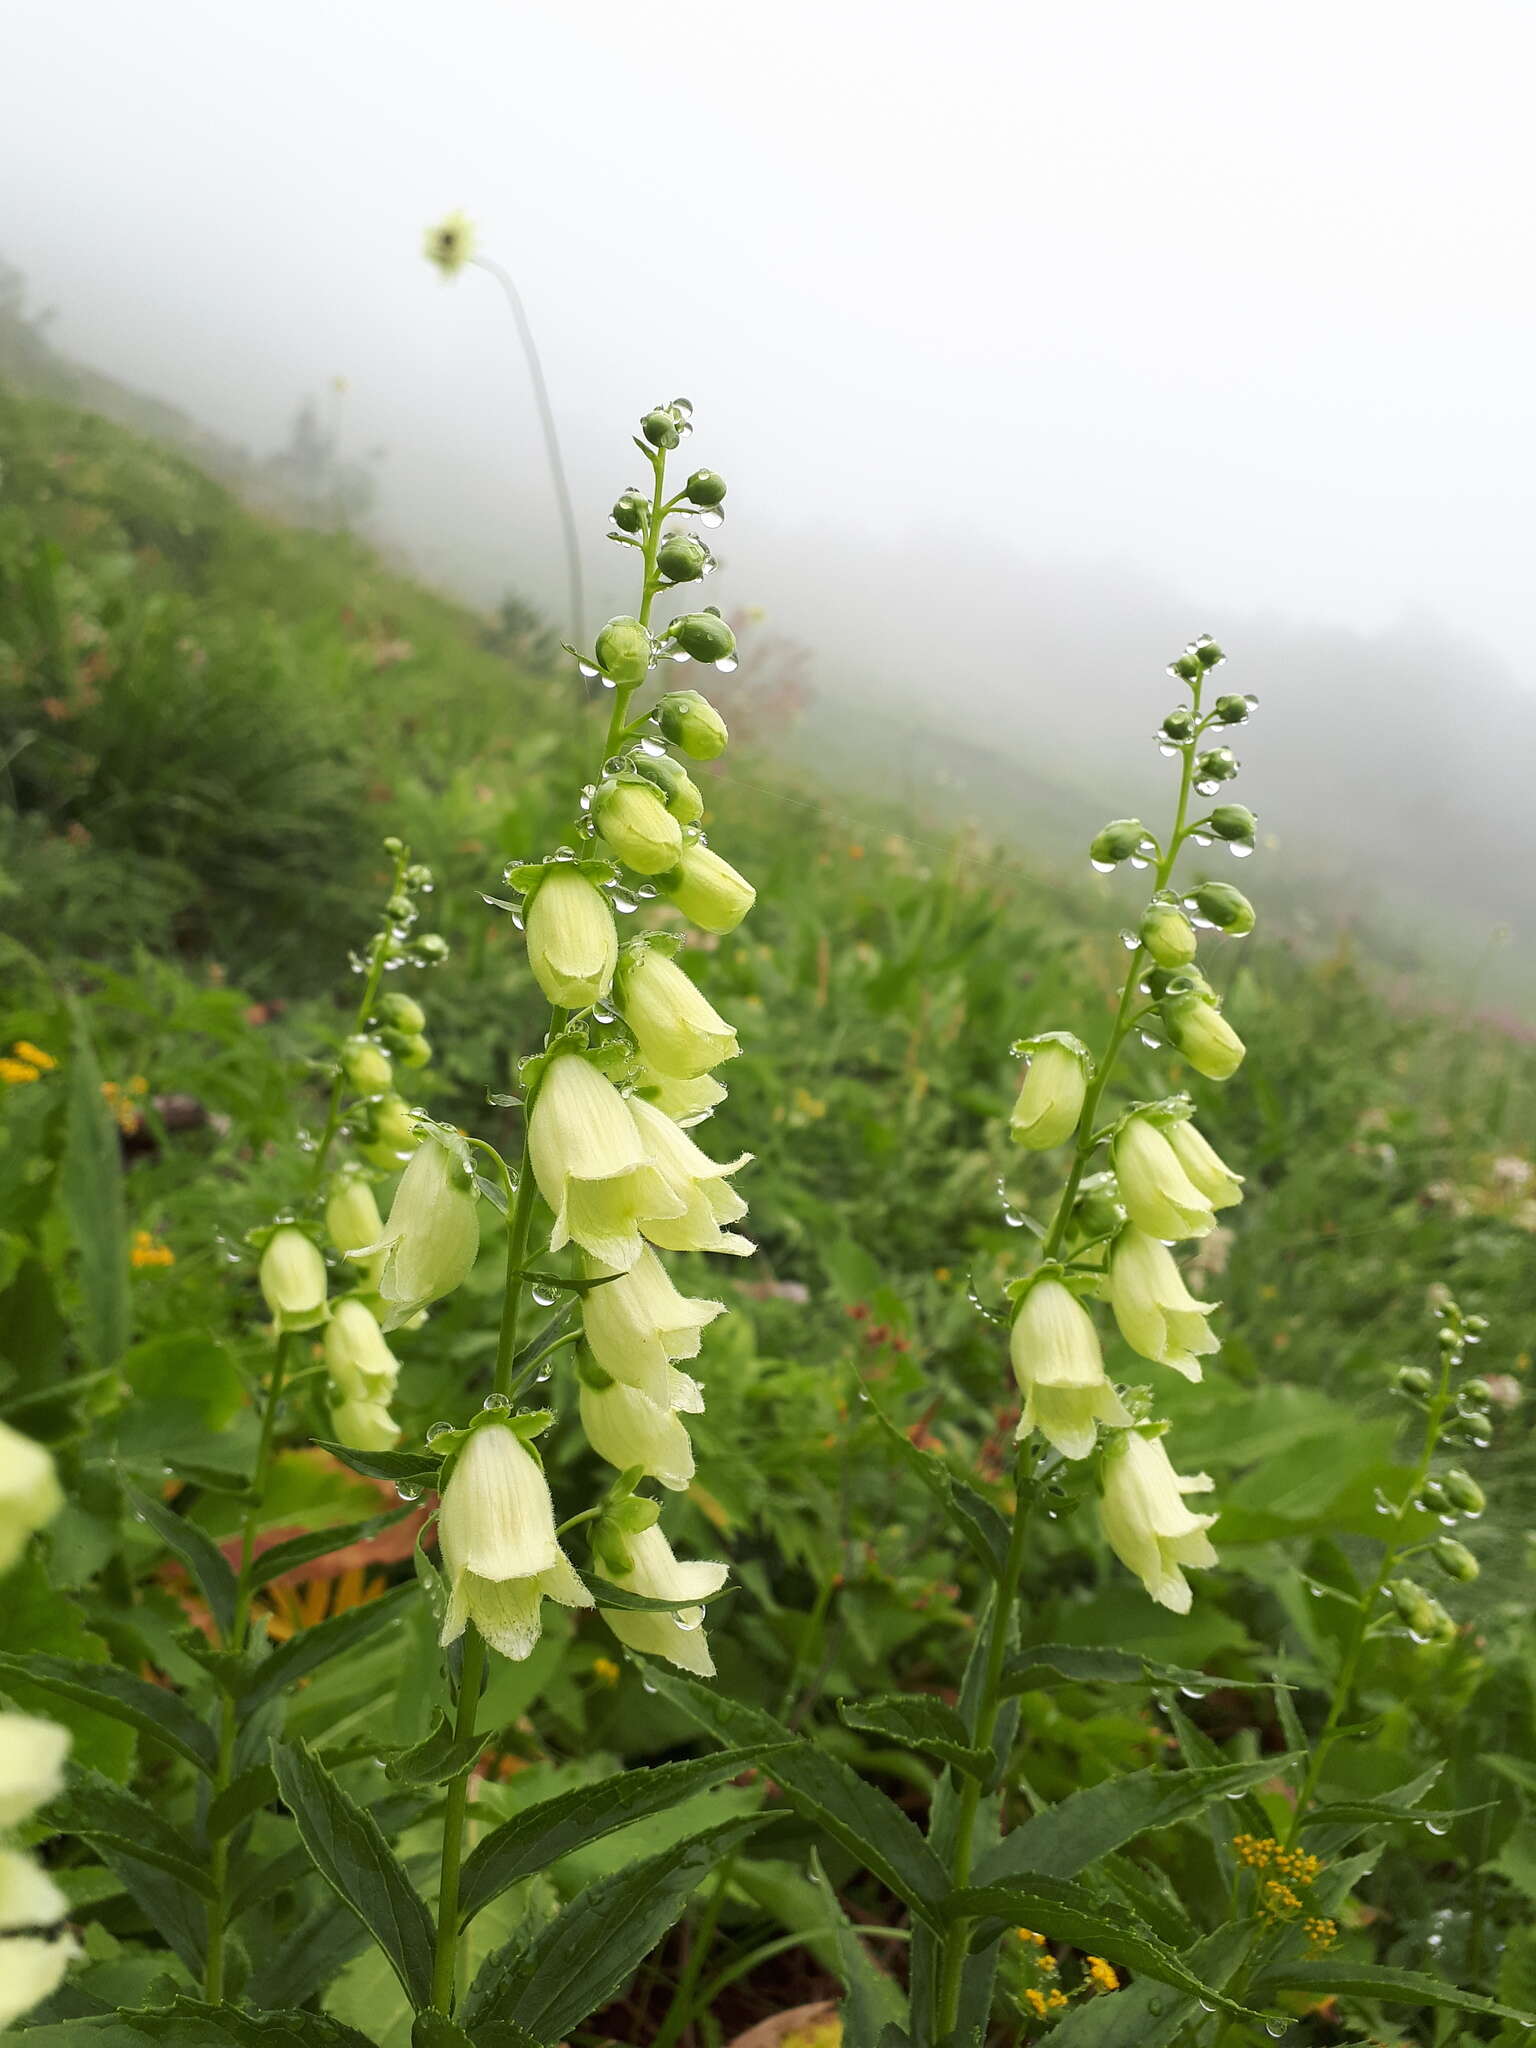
308, 844, 411, 1194
430, 1625, 488, 2014
933, 1451, 1034, 2041
204, 1329, 297, 2004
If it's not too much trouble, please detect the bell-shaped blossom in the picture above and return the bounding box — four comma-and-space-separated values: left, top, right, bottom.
323, 1298, 400, 1403
598, 1522, 729, 1677
1010, 1039, 1088, 1150
628, 1097, 752, 1256
258, 1227, 328, 1333
529, 1054, 684, 1269
325, 1175, 386, 1285
635, 1065, 728, 1124
1162, 991, 1246, 1080
438, 1422, 591, 1662
1112, 1116, 1216, 1241
524, 868, 619, 1010
0, 1848, 66, 1932
0, 1934, 79, 2030
363, 1132, 480, 1324
593, 779, 684, 875
662, 843, 756, 935
0, 1421, 62, 1575
1164, 1120, 1244, 1211
330, 1395, 402, 1453
0, 1712, 70, 1829
583, 1247, 722, 1406
579, 1373, 698, 1491
616, 947, 738, 1079
1010, 1277, 1130, 1460
1098, 1430, 1218, 1613
1106, 1228, 1219, 1381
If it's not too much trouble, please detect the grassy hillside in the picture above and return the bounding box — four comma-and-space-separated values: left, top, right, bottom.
3, 378, 1535, 2038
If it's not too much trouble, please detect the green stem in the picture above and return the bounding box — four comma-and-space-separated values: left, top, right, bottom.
933, 1458, 1034, 2041
652, 1855, 736, 2048
204, 1329, 296, 2004
309, 845, 410, 1193
430, 1626, 489, 2014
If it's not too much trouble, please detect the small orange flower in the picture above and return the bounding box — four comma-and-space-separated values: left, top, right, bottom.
131, 1229, 175, 1270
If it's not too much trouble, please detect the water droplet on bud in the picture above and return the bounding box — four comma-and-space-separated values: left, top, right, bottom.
482, 1392, 512, 1413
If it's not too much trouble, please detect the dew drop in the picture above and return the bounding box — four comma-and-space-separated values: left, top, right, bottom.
636, 882, 658, 900
641, 1678, 657, 1693
1230, 841, 1255, 858
700, 509, 724, 528
531, 1282, 558, 1307
1191, 831, 1213, 847
577, 662, 599, 680
1425, 1818, 1450, 1836
674, 1607, 705, 1632
1129, 854, 1150, 870
1139, 1030, 1163, 1049
1090, 857, 1116, 874
425, 1421, 455, 1443
639, 736, 666, 756
396, 1483, 422, 1503
1195, 778, 1222, 796
482, 1391, 512, 1413
1119, 928, 1139, 950
1157, 741, 1179, 758
611, 892, 638, 914
1002, 1209, 1026, 1229
714, 655, 739, 673
593, 1002, 617, 1024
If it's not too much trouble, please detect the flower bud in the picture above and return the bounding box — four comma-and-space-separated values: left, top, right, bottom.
1191, 882, 1255, 936
1395, 1364, 1434, 1398
359, 1094, 423, 1168
1385, 1577, 1453, 1642
1194, 639, 1225, 668
1009, 1038, 1089, 1151
668, 611, 736, 664
1431, 1536, 1479, 1582
1140, 901, 1198, 969
1460, 1378, 1492, 1408
1090, 818, 1148, 866
1164, 1120, 1243, 1209
1161, 992, 1246, 1081
1098, 1430, 1217, 1614
326, 1176, 385, 1263
341, 1036, 393, 1094
259, 1227, 328, 1332
330, 1395, 400, 1453
595, 616, 653, 687
596, 1520, 728, 1676
1169, 655, 1201, 683
641, 408, 681, 449
685, 468, 727, 507
1010, 1277, 1129, 1460
1213, 694, 1250, 724
1161, 706, 1196, 740
633, 751, 705, 823
414, 933, 450, 963
611, 491, 647, 533
376, 992, 426, 1034
395, 1033, 433, 1069
593, 779, 685, 875
1071, 1174, 1126, 1242
0, 1712, 71, 1828
656, 690, 729, 761
662, 843, 756, 934
0, 1421, 63, 1575
323, 1298, 401, 1402
1417, 1479, 1451, 1513
524, 868, 619, 1008
371, 1133, 480, 1321
1442, 1468, 1486, 1515
438, 1420, 592, 1662
1210, 804, 1257, 843
657, 534, 711, 585
1194, 748, 1238, 784
1112, 1115, 1217, 1241
616, 946, 739, 1079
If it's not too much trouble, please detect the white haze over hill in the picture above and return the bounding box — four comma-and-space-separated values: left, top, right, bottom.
4, 0, 1534, 1002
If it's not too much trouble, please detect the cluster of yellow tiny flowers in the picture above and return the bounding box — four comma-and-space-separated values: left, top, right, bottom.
1013, 1931, 1119, 2015
1086, 1957, 1120, 1992
1303, 1914, 1339, 1954
0, 1042, 57, 1085
102, 1076, 149, 1133
1024, 1987, 1069, 2019
131, 1229, 175, 1269
1234, 1835, 1322, 1884
1234, 1836, 1333, 1944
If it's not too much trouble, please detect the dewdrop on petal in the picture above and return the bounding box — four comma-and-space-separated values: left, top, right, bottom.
616, 944, 739, 1079
1010, 1035, 1089, 1150
437, 1420, 592, 1662
0, 1420, 63, 1575
1164, 1119, 1244, 1210
1009, 1276, 1130, 1461
662, 842, 756, 935
628, 1095, 753, 1256
523, 868, 619, 1010
1106, 1227, 1219, 1381
1097, 1429, 1218, 1614
528, 1054, 684, 1270
1112, 1115, 1216, 1241
259, 1227, 329, 1333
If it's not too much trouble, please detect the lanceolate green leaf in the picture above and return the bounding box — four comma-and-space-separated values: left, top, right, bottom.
311, 1440, 444, 1485
456, 1745, 778, 1926
270, 1737, 436, 2011
1002, 1645, 1282, 1696
51, 1767, 215, 1898
946, 1877, 1263, 2021
0, 1650, 217, 1773
246, 1507, 414, 1590
1045, 1925, 1252, 2047
463, 1815, 767, 2039
1250, 1960, 1536, 2025
127, 1487, 238, 1639
22, 1997, 381, 2045
642, 1662, 949, 1926
62, 996, 130, 1370
872, 1405, 1009, 1579
972, 1755, 1300, 1884
578, 1568, 734, 1613
807, 1849, 906, 2048
838, 1694, 993, 1783
236, 1581, 415, 1715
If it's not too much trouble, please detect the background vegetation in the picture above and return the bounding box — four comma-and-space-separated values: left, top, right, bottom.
2, 377, 1533, 2044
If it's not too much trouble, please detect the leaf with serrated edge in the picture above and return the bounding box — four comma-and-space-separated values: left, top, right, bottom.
128, 1488, 238, 1639
838, 1695, 993, 1782
236, 1581, 414, 1715
247, 1507, 413, 1589
0, 1651, 217, 1774
1252, 1961, 1535, 2024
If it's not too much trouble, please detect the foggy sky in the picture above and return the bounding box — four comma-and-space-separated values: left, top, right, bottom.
5, 1, 1535, 991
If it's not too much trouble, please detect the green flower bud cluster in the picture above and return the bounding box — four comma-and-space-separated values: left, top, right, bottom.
662, 606, 737, 669
1385, 1577, 1456, 1644
1090, 818, 1152, 870
640, 398, 694, 450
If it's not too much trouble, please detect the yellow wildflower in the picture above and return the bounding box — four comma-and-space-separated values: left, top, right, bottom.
0, 1059, 40, 1085
592, 1656, 621, 1686
1303, 1915, 1338, 1954
424, 210, 475, 278
12, 1043, 56, 1072
130, 1230, 175, 1270
1086, 1957, 1119, 1992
